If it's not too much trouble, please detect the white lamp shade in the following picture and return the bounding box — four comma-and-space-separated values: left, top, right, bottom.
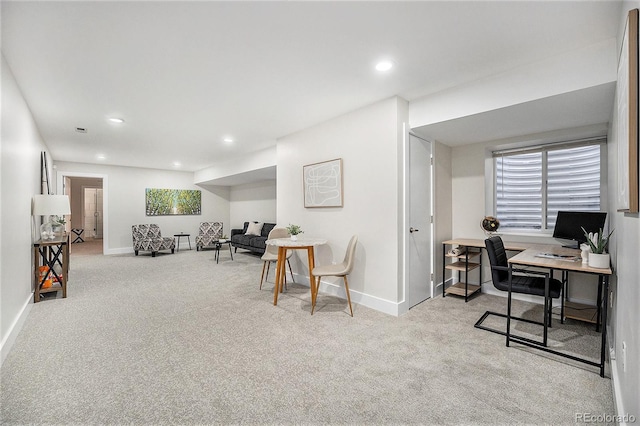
33, 194, 71, 216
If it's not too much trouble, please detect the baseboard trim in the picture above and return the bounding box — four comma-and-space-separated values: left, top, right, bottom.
609, 353, 631, 424
105, 247, 134, 255
0, 293, 33, 366
292, 273, 401, 316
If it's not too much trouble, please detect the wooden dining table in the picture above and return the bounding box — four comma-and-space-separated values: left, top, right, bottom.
265, 237, 328, 309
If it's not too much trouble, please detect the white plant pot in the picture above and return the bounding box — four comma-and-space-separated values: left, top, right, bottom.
588, 253, 610, 269
290, 235, 297, 241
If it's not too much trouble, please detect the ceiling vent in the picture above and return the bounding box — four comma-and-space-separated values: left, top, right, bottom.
75, 127, 87, 133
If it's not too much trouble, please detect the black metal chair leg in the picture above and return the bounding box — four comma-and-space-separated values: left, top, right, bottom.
506, 267, 513, 347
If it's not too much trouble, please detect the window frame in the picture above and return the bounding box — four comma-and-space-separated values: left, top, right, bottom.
491, 138, 607, 236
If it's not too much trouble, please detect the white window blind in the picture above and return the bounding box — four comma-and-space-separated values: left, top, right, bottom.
496, 152, 542, 229
495, 140, 603, 230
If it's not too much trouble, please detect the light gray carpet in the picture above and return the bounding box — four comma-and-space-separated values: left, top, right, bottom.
69, 238, 103, 256
1, 248, 615, 425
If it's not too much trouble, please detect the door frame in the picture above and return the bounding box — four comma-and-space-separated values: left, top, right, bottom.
56, 171, 109, 255
399, 125, 434, 315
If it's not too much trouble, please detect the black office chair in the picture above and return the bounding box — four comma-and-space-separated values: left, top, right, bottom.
475, 236, 563, 347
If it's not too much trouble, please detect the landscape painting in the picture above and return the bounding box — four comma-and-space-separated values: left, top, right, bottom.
145, 188, 201, 216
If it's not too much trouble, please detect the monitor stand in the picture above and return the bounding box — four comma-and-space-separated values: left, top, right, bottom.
561, 241, 580, 249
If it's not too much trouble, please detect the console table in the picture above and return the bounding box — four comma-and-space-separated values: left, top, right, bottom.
33, 234, 69, 302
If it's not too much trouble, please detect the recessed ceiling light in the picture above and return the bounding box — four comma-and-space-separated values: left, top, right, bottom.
223, 137, 234, 143
97, 154, 105, 160
173, 161, 181, 167
108, 118, 125, 123
375, 61, 394, 72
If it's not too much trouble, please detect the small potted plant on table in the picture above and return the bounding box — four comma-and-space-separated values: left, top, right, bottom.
581, 227, 614, 269
286, 224, 303, 241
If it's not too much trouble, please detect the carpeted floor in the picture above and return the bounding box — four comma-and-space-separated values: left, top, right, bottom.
69, 238, 103, 256
1, 248, 615, 425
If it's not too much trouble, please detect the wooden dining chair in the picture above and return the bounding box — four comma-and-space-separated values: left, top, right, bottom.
311, 235, 358, 316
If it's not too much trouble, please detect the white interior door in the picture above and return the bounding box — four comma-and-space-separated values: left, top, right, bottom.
408, 133, 432, 308
83, 188, 96, 238
82, 185, 104, 239
95, 188, 103, 238
64, 176, 71, 233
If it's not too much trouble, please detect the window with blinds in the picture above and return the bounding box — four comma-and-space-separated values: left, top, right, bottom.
494, 140, 603, 231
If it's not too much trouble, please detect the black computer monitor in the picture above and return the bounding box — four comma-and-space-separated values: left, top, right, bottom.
552, 211, 607, 248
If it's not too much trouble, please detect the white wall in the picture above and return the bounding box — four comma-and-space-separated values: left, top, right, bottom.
54, 162, 230, 254
410, 38, 616, 129
0, 54, 48, 363
276, 97, 406, 314
432, 141, 453, 291
229, 180, 276, 232
606, 2, 640, 418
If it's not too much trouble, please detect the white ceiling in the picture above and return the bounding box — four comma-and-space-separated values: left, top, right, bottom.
1, 1, 622, 176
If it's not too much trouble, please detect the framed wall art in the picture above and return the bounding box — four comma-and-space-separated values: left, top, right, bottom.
145, 188, 201, 216
303, 158, 343, 208
617, 8, 639, 213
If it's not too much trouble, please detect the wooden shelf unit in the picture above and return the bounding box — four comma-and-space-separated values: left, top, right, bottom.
442, 240, 483, 302
445, 282, 481, 297
33, 234, 69, 303
564, 300, 598, 324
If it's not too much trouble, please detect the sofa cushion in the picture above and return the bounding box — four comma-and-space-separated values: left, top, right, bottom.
261, 223, 276, 238
245, 221, 263, 236
231, 234, 255, 247
250, 236, 267, 251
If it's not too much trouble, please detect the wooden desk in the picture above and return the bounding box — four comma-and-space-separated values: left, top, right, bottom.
508, 246, 612, 377
442, 238, 538, 252
265, 237, 327, 311
33, 234, 69, 302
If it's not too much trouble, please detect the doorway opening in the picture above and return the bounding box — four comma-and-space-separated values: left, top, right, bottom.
57, 172, 108, 256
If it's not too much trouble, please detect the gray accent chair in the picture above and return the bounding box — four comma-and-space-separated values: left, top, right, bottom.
132, 224, 175, 257
195, 221, 223, 251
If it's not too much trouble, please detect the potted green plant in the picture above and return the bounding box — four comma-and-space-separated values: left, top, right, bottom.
286, 224, 303, 241
581, 227, 614, 269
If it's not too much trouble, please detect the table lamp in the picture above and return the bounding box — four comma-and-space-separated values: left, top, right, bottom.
33, 194, 71, 240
